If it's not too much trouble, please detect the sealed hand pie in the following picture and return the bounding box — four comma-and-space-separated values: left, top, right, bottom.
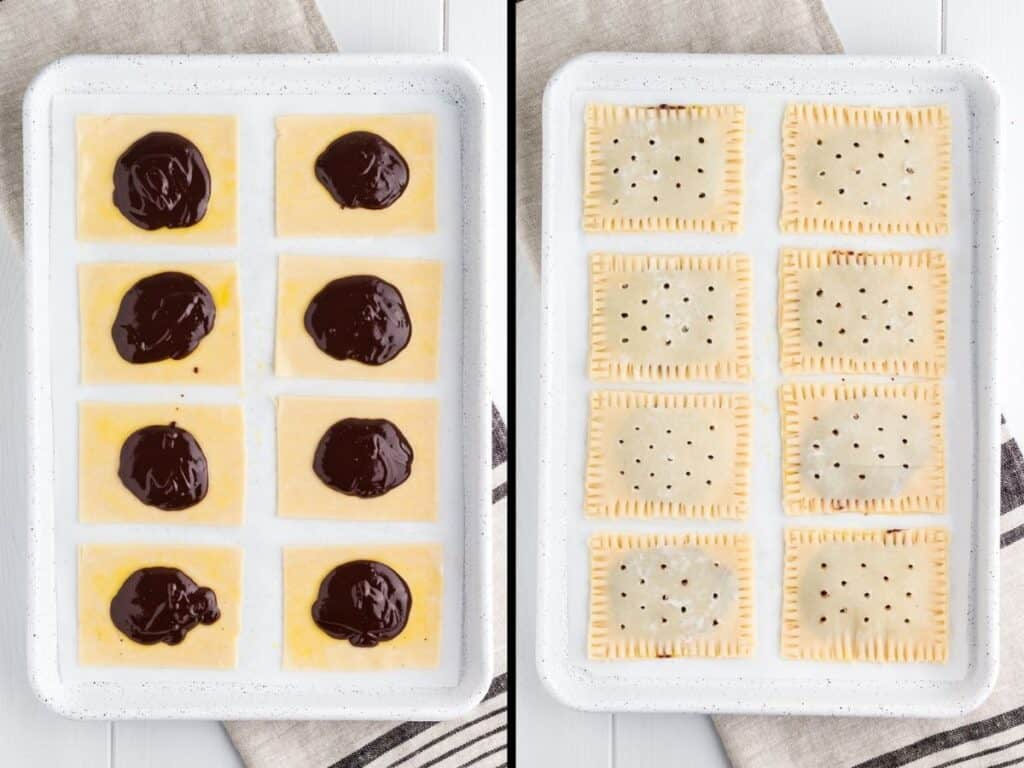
780, 104, 951, 234
780, 383, 945, 515
586, 390, 751, 519
588, 532, 754, 659
590, 253, 751, 381
584, 104, 744, 232
782, 527, 949, 662
779, 248, 948, 376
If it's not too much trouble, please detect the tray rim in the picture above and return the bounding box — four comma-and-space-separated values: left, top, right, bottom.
536, 52, 1001, 717
23, 52, 493, 721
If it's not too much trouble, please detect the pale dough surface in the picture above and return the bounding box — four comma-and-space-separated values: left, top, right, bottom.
584, 104, 744, 232
780, 249, 948, 376
588, 532, 753, 659
276, 396, 438, 521
586, 391, 751, 519
781, 104, 951, 234
79, 402, 245, 525
78, 543, 243, 668
276, 114, 436, 236
79, 261, 242, 385
781, 383, 945, 515
590, 252, 751, 380
282, 544, 442, 671
782, 528, 948, 662
76, 114, 238, 244
275, 254, 442, 381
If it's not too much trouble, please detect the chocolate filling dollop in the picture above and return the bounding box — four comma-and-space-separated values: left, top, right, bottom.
314, 131, 409, 210
118, 423, 209, 511
110, 567, 220, 646
303, 275, 411, 365
313, 418, 413, 498
311, 560, 412, 647
113, 131, 211, 230
111, 271, 216, 363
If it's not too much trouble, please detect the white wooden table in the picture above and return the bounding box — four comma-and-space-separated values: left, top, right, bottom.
516, 0, 1024, 765
0, 1, 505, 765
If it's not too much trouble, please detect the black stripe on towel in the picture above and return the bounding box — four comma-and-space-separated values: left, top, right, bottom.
330, 675, 508, 768
930, 735, 1024, 768
852, 705, 1024, 768
1002, 434, 1024, 515
492, 405, 508, 468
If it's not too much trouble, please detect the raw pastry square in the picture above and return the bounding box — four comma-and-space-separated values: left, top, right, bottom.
583, 104, 744, 232
277, 396, 438, 521
77, 114, 238, 244
780, 249, 948, 376
780, 104, 951, 234
78, 261, 243, 386
283, 544, 442, 670
780, 383, 945, 515
276, 114, 436, 236
782, 527, 949, 662
78, 543, 243, 668
79, 402, 245, 525
586, 391, 751, 519
588, 532, 754, 659
275, 254, 443, 381
589, 252, 751, 380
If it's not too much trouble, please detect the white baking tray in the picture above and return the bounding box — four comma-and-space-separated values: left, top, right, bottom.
23, 54, 491, 720
537, 54, 1000, 717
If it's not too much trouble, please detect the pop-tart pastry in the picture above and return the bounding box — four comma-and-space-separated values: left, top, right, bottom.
782, 527, 949, 662
590, 253, 751, 381
589, 532, 754, 660
584, 104, 744, 232
586, 390, 751, 519
780, 383, 945, 515
779, 248, 948, 376
781, 104, 951, 234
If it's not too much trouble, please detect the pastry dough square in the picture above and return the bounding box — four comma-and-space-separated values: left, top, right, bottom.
276, 396, 438, 521
78, 261, 243, 386
275, 254, 442, 381
588, 532, 754, 659
283, 544, 442, 670
780, 249, 948, 376
78, 402, 245, 526
77, 114, 238, 244
780, 383, 945, 515
589, 252, 751, 380
78, 543, 243, 668
781, 104, 951, 234
782, 527, 949, 662
276, 114, 436, 236
583, 104, 744, 232
586, 391, 751, 519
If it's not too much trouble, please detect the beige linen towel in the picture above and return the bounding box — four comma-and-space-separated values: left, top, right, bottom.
515, 0, 843, 270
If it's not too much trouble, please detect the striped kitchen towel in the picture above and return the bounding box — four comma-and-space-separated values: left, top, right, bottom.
713, 419, 1023, 768
224, 407, 508, 768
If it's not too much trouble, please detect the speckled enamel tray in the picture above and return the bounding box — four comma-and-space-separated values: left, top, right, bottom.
537, 54, 1001, 717
23, 54, 491, 720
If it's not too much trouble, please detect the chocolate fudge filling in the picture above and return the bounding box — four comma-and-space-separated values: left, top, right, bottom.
314, 131, 409, 210
110, 566, 220, 646
113, 131, 211, 230
311, 560, 412, 647
313, 417, 413, 498
118, 423, 209, 511
303, 275, 411, 365
111, 271, 216, 363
